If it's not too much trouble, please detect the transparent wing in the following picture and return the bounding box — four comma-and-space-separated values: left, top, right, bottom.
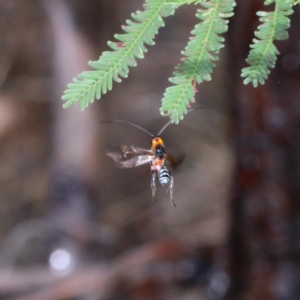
105, 145, 154, 168
165, 152, 185, 169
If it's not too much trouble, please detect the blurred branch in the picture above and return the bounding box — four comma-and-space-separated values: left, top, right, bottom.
3, 240, 186, 300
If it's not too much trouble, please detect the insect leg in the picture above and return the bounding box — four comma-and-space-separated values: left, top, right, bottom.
151, 170, 157, 203
169, 173, 175, 207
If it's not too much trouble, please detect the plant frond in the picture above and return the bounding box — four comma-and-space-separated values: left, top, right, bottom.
160, 0, 236, 123
62, 0, 175, 110
164, 0, 207, 8
241, 0, 293, 87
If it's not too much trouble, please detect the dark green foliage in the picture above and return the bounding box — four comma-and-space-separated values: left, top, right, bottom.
62, 0, 175, 110
160, 0, 236, 123
62, 0, 296, 123
241, 0, 294, 87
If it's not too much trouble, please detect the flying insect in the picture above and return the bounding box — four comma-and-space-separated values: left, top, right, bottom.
102, 107, 204, 207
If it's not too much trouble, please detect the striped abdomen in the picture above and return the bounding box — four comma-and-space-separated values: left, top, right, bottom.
159, 167, 170, 185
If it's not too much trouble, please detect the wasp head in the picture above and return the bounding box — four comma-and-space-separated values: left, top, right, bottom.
151, 137, 165, 158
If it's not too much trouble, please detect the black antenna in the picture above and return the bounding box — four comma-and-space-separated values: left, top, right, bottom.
100, 120, 154, 137
100, 105, 207, 137
156, 119, 172, 136
157, 106, 207, 136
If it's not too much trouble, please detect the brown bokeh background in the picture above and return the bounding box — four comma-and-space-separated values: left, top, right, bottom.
0, 1, 299, 300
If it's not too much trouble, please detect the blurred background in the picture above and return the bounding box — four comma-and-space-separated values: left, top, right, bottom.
0, 0, 300, 299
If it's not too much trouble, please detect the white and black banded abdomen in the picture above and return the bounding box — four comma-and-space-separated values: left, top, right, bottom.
159, 167, 170, 185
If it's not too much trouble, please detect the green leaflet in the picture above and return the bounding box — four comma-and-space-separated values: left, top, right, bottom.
61, 0, 296, 125
241, 0, 294, 87
61, 0, 175, 109
164, 0, 207, 8
160, 0, 236, 123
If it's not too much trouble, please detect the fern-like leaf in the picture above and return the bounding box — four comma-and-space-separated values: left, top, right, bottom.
165, 0, 206, 7
160, 0, 236, 123
241, 0, 293, 87
62, 0, 175, 110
